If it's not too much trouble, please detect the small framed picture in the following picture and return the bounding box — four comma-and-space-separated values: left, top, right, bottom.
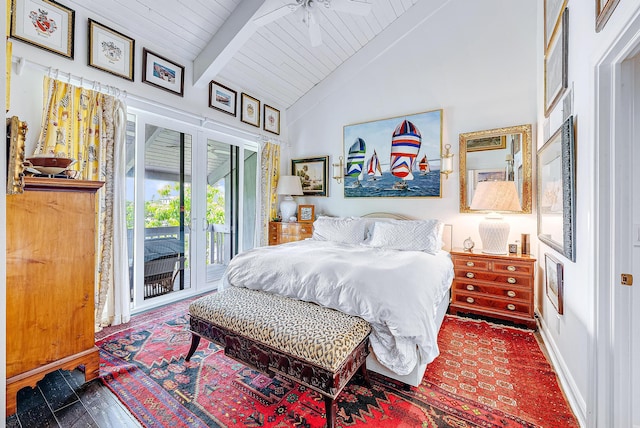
508, 244, 518, 254
263, 104, 280, 135
544, 8, 568, 117
545, 253, 564, 314
291, 156, 329, 197
142, 48, 185, 96
298, 204, 315, 223
209, 81, 236, 116
240, 93, 260, 127
88, 19, 134, 81
465, 135, 506, 152
10, 0, 75, 59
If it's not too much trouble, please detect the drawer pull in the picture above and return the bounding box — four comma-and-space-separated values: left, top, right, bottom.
466, 272, 475, 279
507, 290, 517, 298
466, 284, 475, 291
506, 303, 516, 311
507, 277, 517, 284
301, 228, 308, 233
466, 297, 475, 304
507, 265, 516, 272
466, 261, 475, 267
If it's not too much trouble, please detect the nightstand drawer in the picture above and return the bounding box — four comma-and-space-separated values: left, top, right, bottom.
269, 222, 313, 245
492, 260, 534, 275
452, 281, 532, 301
452, 293, 532, 317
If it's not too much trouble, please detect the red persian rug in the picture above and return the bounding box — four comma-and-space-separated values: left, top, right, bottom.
97, 300, 578, 427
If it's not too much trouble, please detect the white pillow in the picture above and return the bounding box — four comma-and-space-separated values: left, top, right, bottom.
365, 219, 444, 254
312, 216, 368, 244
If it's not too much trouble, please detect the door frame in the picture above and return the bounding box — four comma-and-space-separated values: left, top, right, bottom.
592, 9, 640, 428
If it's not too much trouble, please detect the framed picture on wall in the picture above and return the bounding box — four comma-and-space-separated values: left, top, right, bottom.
10, 0, 75, 59
208, 81, 236, 116
544, 7, 568, 117
264, 104, 280, 135
291, 156, 329, 197
545, 253, 564, 314
88, 19, 135, 81
537, 115, 576, 261
240, 93, 260, 127
543, 0, 567, 51
596, 0, 621, 32
142, 48, 185, 96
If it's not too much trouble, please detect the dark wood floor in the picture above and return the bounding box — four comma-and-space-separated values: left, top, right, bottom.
5, 368, 140, 428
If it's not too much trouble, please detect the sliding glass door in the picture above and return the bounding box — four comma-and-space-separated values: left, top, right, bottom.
126, 110, 258, 311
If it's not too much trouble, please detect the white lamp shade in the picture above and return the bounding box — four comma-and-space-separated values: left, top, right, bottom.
276, 175, 303, 196
470, 181, 521, 254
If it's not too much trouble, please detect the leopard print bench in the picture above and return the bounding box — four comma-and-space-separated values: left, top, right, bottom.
186, 286, 371, 428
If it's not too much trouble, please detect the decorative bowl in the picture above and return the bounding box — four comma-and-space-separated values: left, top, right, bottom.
25, 156, 75, 175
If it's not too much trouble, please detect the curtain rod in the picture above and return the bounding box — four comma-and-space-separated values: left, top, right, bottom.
11, 56, 287, 145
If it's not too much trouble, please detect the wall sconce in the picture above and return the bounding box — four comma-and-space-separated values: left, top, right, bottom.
440, 144, 454, 179
332, 155, 344, 183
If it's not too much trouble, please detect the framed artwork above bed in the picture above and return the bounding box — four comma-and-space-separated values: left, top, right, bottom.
343, 109, 443, 198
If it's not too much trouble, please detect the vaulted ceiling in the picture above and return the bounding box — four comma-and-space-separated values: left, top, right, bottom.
64, 0, 420, 112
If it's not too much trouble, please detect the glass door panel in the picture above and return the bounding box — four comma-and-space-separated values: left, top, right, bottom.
141, 124, 192, 301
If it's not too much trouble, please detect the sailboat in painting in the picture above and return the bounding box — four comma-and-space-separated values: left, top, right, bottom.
390, 120, 421, 190
366, 150, 382, 180
346, 138, 366, 187
418, 155, 430, 175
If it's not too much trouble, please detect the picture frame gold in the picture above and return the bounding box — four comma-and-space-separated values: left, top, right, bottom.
10, 0, 74, 59
596, 0, 621, 32
544, 8, 568, 117
544, 0, 567, 51
240, 93, 260, 127
298, 204, 315, 223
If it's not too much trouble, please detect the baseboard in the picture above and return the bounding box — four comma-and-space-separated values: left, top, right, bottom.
537, 314, 587, 427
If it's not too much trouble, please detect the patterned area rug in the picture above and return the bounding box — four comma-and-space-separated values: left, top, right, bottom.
97, 300, 578, 427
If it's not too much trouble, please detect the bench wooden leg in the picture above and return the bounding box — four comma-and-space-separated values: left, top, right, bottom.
359, 363, 371, 388
324, 395, 336, 428
185, 334, 201, 361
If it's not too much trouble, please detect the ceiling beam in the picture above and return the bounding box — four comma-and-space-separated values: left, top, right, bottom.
193, 0, 268, 86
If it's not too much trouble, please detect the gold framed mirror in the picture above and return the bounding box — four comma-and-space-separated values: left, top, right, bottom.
459, 124, 532, 213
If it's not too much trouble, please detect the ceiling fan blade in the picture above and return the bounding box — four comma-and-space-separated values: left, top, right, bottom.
307, 12, 322, 47
328, 0, 371, 16
254, 2, 300, 26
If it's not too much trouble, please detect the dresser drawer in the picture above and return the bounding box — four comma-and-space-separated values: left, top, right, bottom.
492, 260, 534, 275
451, 292, 532, 317
452, 280, 532, 301
453, 257, 490, 270
454, 269, 532, 287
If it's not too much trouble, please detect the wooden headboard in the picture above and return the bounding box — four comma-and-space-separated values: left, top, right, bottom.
362, 212, 453, 252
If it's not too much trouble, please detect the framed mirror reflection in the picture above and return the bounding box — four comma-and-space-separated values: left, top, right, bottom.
459, 124, 532, 214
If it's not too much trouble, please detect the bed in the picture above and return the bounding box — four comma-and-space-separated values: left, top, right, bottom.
221, 213, 453, 387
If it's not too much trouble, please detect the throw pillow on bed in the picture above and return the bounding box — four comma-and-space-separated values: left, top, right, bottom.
312, 216, 368, 244
365, 219, 444, 254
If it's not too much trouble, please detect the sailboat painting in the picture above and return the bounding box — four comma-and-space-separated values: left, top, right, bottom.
366, 150, 382, 180
343, 109, 443, 198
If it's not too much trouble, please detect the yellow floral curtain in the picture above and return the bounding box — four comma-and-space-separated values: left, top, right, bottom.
259, 141, 280, 246
36, 76, 129, 329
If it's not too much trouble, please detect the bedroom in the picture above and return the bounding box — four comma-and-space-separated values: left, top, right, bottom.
3, 0, 640, 427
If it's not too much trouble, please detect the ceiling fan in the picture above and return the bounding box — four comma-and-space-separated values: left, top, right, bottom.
254, 0, 372, 47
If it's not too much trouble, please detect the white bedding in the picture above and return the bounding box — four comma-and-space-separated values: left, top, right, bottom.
221, 239, 454, 376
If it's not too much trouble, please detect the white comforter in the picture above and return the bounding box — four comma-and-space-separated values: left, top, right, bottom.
221, 240, 454, 375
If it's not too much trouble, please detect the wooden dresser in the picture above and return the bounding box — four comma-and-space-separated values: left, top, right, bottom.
6, 177, 104, 415
449, 249, 537, 329
269, 221, 313, 245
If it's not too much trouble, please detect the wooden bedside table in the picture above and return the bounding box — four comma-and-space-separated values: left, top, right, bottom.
449, 249, 537, 329
269, 221, 313, 245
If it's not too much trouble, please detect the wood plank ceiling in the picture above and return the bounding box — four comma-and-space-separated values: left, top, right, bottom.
64, 0, 420, 112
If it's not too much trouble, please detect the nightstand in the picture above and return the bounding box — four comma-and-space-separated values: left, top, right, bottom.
269, 221, 313, 245
449, 249, 537, 329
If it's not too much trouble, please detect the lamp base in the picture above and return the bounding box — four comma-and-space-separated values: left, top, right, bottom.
280, 196, 297, 222
478, 214, 509, 255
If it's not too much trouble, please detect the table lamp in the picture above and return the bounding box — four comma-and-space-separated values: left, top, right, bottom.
470, 181, 521, 254
276, 175, 303, 222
